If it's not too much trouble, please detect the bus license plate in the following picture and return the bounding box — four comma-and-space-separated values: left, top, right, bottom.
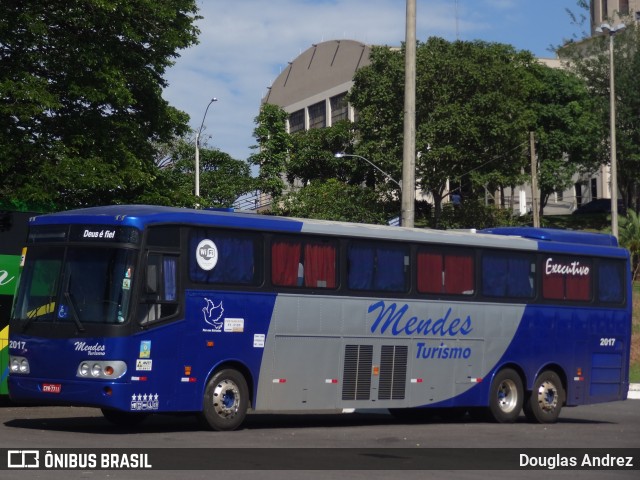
42, 384, 62, 394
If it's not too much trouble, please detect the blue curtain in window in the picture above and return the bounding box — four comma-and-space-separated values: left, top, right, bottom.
483, 254, 533, 298
599, 261, 623, 303
190, 231, 255, 285
482, 255, 508, 297
507, 257, 534, 297
348, 244, 375, 290
163, 257, 177, 301
375, 246, 406, 291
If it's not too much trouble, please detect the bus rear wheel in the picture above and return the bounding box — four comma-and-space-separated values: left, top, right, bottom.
200, 369, 249, 431
488, 368, 523, 423
523, 370, 564, 424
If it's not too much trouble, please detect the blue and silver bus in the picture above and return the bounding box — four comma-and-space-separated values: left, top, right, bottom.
8, 205, 632, 430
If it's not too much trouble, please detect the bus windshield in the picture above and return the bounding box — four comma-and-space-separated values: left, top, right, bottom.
13, 246, 137, 326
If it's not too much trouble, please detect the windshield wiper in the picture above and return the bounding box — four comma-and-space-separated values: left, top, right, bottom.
64, 291, 85, 333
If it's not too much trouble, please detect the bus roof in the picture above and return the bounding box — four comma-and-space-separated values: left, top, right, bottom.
480, 227, 618, 247
29, 205, 626, 257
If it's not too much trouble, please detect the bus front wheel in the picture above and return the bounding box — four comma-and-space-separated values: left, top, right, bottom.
488, 368, 523, 423
523, 370, 564, 424
201, 369, 249, 431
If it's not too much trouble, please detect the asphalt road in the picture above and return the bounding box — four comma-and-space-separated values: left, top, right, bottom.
0, 400, 638, 480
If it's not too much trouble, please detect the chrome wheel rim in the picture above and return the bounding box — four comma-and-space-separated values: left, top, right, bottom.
212, 379, 241, 419
496, 378, 519, 413
535, 381, 558, 413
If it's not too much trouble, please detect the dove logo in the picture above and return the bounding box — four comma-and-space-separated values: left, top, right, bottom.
196, 239, 218, 271
202, 298, 224, 332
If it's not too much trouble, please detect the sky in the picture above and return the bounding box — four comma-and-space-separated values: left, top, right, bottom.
162, 0, 588, 163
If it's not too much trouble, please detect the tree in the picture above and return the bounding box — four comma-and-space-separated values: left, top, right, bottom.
143, 135, 256, 208
275, 178, 392, 224
0, 0, 200, 210
350, 39, 538, 224
618, 209, 640, 281
561, 18, 640, 210
248, 103, 291, 200
527, 64, 602, 215
286, 120, 359, 186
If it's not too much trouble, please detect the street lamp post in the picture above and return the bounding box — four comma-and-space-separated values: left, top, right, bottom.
596, 23, 626, 239
334, 153, 402, 191
195, 98, 218, 199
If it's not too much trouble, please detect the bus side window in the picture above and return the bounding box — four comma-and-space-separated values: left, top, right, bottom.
271, 237, 337, 289
542, 255, 591, 302
481, 251, 534, 299
417, 248, 474, 295
140, 253, 178, 324
348, 241, 407, 292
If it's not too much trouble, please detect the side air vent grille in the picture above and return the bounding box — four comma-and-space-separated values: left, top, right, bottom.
378, 345, 408, 400
342, 344, 373, 401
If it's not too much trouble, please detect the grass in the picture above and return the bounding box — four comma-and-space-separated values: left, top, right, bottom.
630, 284, 640, 383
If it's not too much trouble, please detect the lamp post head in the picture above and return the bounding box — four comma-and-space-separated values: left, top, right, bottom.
334, 152, 345, 158
596, 23, 626, 35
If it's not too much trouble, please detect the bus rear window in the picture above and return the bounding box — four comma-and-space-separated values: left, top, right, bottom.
598, 259, 625, 303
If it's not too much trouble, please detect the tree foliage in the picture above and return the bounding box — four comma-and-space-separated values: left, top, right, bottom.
350, 38, 598, 223
275, 178, 393, 224
0, 0, 200, 210
528, 63, 602, 214
561, 18, 640, 209
248, 103, 291, 199
252, 38, 601, 226
144, 135, 257, 208
618, 209, 640, 281
350, 39, 536, 222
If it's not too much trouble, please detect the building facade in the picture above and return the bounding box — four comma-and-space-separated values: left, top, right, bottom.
590, 0, 640, 34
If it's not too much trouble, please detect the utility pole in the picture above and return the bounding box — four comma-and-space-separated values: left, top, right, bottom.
530, 131, 540, 228
401, 0, 416, 228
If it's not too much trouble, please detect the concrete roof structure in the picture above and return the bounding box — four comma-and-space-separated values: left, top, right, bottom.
263, 39, 371, 111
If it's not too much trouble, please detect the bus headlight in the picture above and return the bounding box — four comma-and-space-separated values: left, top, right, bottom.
9, 356, 30, 374
76, 360, 127, 379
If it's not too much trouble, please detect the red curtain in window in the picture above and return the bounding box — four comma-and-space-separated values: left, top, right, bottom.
272, 241, 301, 286
304, 243, 336, 288
566, 274, 591, 301
417, 252, 443, 293
444, 254, 474, 294
542, 274, 564, 299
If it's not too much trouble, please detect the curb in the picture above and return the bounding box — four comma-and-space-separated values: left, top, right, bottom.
629, 383, 640, 400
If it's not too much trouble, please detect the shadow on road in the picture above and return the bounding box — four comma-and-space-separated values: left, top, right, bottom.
1, 407, 608, 434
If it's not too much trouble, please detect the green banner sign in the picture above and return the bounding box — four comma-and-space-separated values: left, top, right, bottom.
0, 254, 20, 296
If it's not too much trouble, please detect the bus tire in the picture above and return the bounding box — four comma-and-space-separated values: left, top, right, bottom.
201, 369, 249, 431
101, 408, 148, 428
488, 368, 523, 423
523, 370, 564, 424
